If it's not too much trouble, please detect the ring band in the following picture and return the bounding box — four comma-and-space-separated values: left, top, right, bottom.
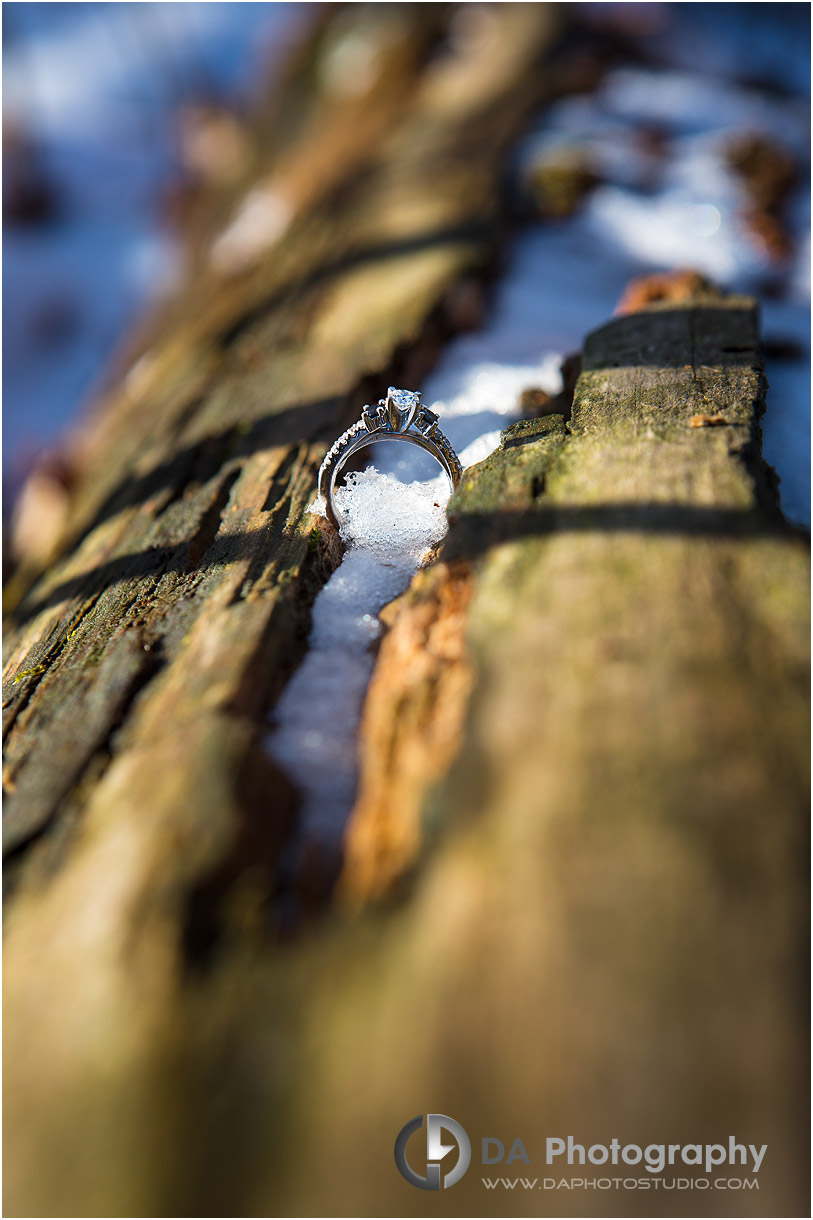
317, 387, 463, 528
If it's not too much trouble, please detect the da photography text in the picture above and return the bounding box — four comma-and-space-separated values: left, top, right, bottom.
394, 1115, 768, 1191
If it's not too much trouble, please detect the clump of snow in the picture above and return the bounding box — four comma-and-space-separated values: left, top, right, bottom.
334, 467, 449, 559
458, 431, 504, 468
266, 541, 416, 846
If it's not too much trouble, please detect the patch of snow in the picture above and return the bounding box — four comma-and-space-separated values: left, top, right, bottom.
266, 469, 449, 847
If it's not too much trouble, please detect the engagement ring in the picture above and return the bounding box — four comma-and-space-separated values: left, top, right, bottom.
317, 387, 462, 528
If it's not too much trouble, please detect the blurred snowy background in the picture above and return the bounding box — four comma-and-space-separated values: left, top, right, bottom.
3, 1, 301, 502
3, 2, 810, 525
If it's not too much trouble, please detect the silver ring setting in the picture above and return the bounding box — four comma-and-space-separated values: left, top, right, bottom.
317, 387, 462, 528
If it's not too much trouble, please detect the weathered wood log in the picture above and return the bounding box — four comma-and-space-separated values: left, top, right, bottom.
3, 5, 573, 1215
327, 292, 809, 1217
2, 6, 808, 1218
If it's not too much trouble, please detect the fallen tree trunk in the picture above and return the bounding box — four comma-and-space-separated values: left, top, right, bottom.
3, 5, 573, 1215
3, 6, 808, 1218
329, 290, 809, 1218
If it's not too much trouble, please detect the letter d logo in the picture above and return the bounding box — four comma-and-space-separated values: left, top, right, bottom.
394, 1114, 471, 1189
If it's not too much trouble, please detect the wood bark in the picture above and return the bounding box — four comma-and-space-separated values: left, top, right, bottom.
3, 6, 808, 1218
330, 294, 809, 1219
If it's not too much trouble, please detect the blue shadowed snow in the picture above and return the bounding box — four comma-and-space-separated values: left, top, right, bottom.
3, 1, 302, 495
